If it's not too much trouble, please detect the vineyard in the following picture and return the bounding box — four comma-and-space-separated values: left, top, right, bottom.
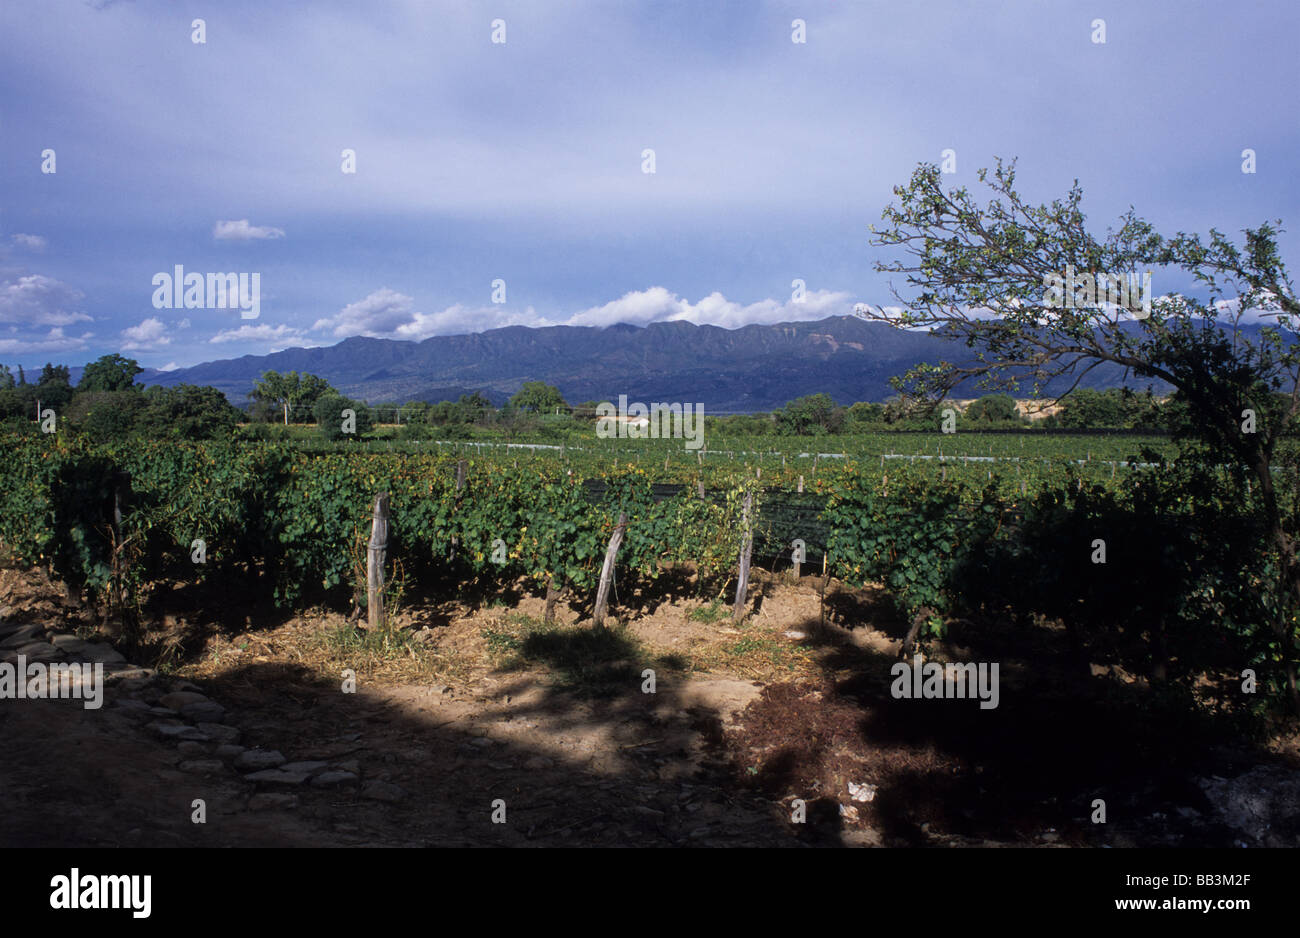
1, 429, 1295, 719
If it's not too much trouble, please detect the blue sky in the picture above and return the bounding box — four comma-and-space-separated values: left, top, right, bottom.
0, 0, 1296, 371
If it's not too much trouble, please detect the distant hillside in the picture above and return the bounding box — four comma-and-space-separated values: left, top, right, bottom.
138, 315, 1186, 412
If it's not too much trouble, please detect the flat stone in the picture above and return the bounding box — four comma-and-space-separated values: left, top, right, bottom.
78, 643, 127, 665
181, 702, 226, 723
159, 691, 209, 710
14, 641, 63, 663
177, 741, 210, 757
311, 770, 359, 788
332, 759, 361, 775
249, 793, 298, 811
0, 625, 46, 648
113, 698, 151, 714
170, 680, 204, 694
244, 769, 311, 786
234, 749, 286, 771
50, 634, 91, 651
280, 761, 329, 775
197, 723, 241, 744
105, 669, 155, 685
148, 722, 210, 742
178, 759, 225, 775
148, 707, 178, 718
1201, 766, 1300, 843
361, 780, 407, 803
523, 756, 553, 770
214, 744, 245, 761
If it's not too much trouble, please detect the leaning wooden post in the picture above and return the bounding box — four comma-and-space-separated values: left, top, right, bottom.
592, 511, 627, 628
367, 492, 390, 631
109, 471, 133, 624
544, 576, 560, 624
732, 489, 754, 621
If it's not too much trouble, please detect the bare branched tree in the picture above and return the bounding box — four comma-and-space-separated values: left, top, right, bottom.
860, 158, 1300, 708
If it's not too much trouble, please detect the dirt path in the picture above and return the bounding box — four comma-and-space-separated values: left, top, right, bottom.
1, 614, 803, 847
4, 564, 1297, 848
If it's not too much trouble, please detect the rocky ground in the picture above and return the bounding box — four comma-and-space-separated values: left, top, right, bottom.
2, 565, 1298, 848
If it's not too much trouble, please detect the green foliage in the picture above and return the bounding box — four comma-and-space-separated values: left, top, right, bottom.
313, 394, 374, 440
823, 469, 1000, 638
0, 423, 1295, 719
251, 370, 336, 422
66, 390, 148, 441
776, 393, 838, 435
508, 381, 567, 414
78, 354, 143, 393
963, 394, 1021, 426
33, 363, 73, 411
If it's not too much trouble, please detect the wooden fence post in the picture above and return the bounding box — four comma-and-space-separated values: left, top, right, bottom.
367, 492, 389, 631
593, 511, 627, 628
732, 490, 754, 621
544, 575, 560, 624
108, 471, 132, 624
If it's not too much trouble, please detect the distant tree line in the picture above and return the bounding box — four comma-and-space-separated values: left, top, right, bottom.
0, 355, 241, 441
704, 388, 1200, 436
0, 357, 1221, 444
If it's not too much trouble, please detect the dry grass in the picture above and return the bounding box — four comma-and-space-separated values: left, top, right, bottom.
177, 611, 480, 688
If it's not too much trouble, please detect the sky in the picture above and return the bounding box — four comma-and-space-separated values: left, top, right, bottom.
0, 0, 1296, 372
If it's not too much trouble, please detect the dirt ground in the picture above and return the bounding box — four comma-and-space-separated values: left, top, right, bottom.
2, 562, 1296, 848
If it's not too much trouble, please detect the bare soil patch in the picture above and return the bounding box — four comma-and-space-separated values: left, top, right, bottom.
2, 562, 1296, 847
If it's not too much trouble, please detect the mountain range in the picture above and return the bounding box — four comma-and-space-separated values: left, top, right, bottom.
136, 315, 1177, 413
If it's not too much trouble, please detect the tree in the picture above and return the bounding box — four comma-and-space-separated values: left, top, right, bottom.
509, 381, 567, 414
139, 385, 240, 439
313, 393, 373, 440
399, 401, 435, 424
66, 390, 147, 442
846, 401, 885, 429
0, 387, 27, 421
859, 157, 1300, 709
458, 391, 497, 425
778, 393, 836, 435
78, 354, 143, 392
250, 370, 336, 424
964, 393, 1021, 425
35, 363, 73, 411
1056, 388, 1124, 428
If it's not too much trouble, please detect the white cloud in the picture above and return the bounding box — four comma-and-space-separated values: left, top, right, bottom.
10, 234, 46, 251
312, 288, 549, 340
0, 274, 92, 327
210, 323, 305, 344
213, 219, 285, 241
305, 285, 862, 344
564, 286, 857, 329
120, 316, 171, 350
0, 327, 93, 354
157, 361, 180, 372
